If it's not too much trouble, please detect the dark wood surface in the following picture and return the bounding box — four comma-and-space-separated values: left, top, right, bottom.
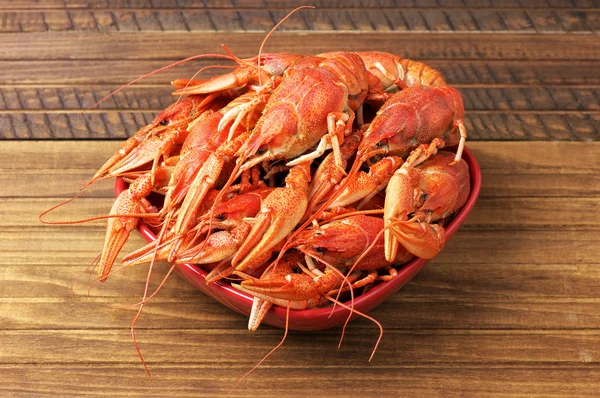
1, 1, 599, 397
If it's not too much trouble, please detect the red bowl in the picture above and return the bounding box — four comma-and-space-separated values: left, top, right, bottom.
115, 147, 481, 331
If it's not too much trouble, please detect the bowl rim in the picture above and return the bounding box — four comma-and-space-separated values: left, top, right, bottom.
114, 146, 481, 330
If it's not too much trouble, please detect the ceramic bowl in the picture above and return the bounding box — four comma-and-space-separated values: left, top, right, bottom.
115, 147, 481, 331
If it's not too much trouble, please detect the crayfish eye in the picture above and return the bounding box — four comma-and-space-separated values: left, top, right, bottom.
421, 193, 429, 202
315, 247, 327, 253
216, 214, 226, 221
376, 139, 387, 148
159, 119, 168, 126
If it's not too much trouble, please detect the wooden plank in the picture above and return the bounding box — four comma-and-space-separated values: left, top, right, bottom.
2, 32, 599, 61
1, 227, 599, 267
2, 86, 599, 112
0, 8, 598, 33
1, 329, 600, 365
1, 60, 597, 86
480, 173, 600, 197
1, 170, 116, 197
463, 197, 600, 228
1, 85, 598, 140
3, 258, 600, 301
0, 111, 155, 139
465, 141, 600, 173
3, 110, 597, 140
399, 262, 600, 299
6, 196, 600, 301
2, 141, 600, 198
4, 206, 600, 302
4, 209, 600, 303
1, 0, 599, 9
3, 293, 600, 330
8, 197, 600, 228
14, 139, 599, 174
0, 364, 598, 398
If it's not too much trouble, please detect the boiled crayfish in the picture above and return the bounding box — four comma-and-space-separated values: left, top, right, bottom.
39, 8, 475, 382
42, 47, 471, 328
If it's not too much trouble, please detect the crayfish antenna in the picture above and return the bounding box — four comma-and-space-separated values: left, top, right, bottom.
82, 53, 235, 114
255, 5, 315, 86
330, 225, 388, 348
39, 203, 155, 225
324, 296, 383, 362
104, 262, 178, 311
69, 253, 100, 295
226, 302, 291, 398
128, 208, 174, 378
317, 261, 356, 348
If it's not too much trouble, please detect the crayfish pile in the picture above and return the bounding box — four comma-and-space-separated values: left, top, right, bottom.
63, 51, 471, 331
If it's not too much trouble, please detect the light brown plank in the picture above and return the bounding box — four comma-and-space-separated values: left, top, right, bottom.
3, 258, 600, 300
1, 364, 600, 398
2, 145, 600, 201
9, 196, 600, 228
400, 262, 600, 299
1, 170, 116, 197
3, 141, 600, 198
2, 32, 599, 61
3, 256, 600, 301
1, 329, 599, 365
470, 141, 600, 173
3, 293, 600, 331
0, 141, 600, 171
15, 165, 592, 200
3, 228, 599, 265
0, 366, 598, 398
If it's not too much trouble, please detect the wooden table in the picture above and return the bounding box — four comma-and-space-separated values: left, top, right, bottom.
1, 1, 599, 397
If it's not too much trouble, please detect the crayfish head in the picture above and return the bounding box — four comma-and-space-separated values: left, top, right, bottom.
415, 151, 470, 221
205, 187, 273, 225
293, 219, 368, 267
358, 91, 414, 158
153, 94, 214, 130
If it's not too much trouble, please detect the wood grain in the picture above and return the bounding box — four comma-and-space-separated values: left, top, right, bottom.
4, 294, 600, 331
2, 60, 597, 85
2, 0, 599, 9
4, 110, 597, 140
1, 7, 598, 33
3, 57, 597, 141
2, 3, 600, 397
4, 227, 596, 266
3, 141, 599, 198
3, 32, 599, 61
2, 329, 600, 365
1, 364, 598, 398
3, 86, 598, 111
9, 196, 600, 228
3, 260, 600, 300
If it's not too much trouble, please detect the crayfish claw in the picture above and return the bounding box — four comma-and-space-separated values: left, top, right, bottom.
98, 174, 154, 281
